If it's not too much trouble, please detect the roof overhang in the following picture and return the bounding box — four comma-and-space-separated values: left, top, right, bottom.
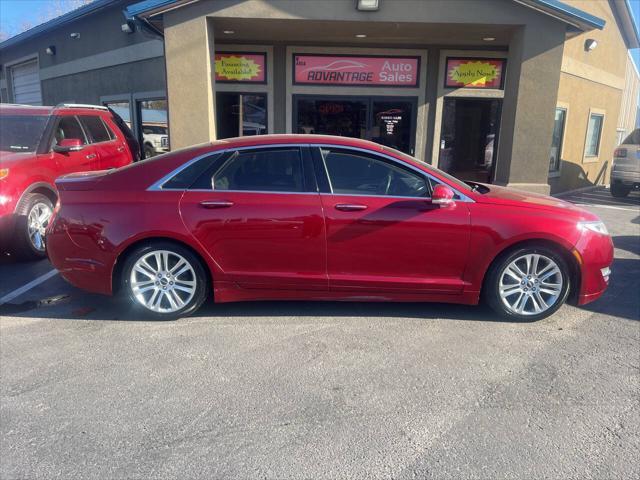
612, 0, 640, 48
512, 0, 605, 31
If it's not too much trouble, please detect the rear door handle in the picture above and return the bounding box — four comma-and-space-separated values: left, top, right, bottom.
335, 203, 368, 211
85, 153, 97, 160
199, 200, 234, 209
117, 146, 125, 152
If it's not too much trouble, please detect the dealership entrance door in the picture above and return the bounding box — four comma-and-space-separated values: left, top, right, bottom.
438, 98, 501, 183
294, 95, 417, 155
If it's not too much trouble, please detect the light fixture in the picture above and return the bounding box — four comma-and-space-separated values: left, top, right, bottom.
223, 30, 235, 34
121, 21, 135, 34
45, 45, 56, 55
355, 34, 367, 38
482, 36, 496, 42
356, 0, 379, 11
70, 32, 80, 39
584, 38, 598, 51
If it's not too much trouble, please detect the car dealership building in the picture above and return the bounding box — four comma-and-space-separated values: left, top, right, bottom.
1, 0, 638, 194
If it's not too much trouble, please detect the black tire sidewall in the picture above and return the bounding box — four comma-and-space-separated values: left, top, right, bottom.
120, 242, 208, 320
485, 246, 571, 322
610, 183, 630, 198
13, 193, 54, 259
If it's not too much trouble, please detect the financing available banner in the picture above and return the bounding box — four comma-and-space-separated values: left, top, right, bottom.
215, 52, 266, 83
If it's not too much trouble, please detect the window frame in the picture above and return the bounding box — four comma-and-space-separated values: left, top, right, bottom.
49, 115, 89, 151
549, 105, 568, 177
583, 109, 605, 162
215, 91, 269, 139
314, 146, 431, 198
79, 115, 115, 145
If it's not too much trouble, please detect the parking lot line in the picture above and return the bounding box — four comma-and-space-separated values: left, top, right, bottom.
0, 269, 59, 305
569, 203, 640, 212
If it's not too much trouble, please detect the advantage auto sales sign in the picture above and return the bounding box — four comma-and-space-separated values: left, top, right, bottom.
294, 54, 420, 87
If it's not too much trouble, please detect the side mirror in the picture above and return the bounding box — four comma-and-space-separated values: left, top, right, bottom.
432, 184, 455, 207
53, 138, 84, 153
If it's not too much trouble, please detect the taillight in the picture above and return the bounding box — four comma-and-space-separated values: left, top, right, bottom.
614, 148, 627, 158
0, 168, 8, 180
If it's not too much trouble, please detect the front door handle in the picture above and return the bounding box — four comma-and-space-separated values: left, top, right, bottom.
199, 200, 234, 209
335, 203, 368, 212
117, 146, 125, 152
85, 153, 97, 160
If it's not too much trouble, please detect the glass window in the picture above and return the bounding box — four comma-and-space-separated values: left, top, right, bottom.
211, 148, 303, 192
322, 148, 428, 197
52, 116, 86, 148
80, 115, 111, 143
163, 153, 221, 190
549, 108, 566, 172
585, 113, 604, 157
0, 114, 48, 152
138, 99, 169, 157
216, 92, 267, 139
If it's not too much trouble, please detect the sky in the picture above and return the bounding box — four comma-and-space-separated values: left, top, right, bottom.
0, 0, 639, 70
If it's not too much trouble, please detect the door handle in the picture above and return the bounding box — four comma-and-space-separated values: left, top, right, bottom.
117, 146, 125, 152
335, 203, 368, 211
199, 200, 234, 209
85, 153, 97, 160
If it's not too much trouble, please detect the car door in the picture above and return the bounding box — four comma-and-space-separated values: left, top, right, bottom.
79, 114, 129, 169
179, 146, 328, 291
50, 115, 99, 174
313, 145, 471, 294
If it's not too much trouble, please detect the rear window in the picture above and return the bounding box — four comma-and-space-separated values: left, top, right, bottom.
80, 115, 112, 143
0, 114, 48, 153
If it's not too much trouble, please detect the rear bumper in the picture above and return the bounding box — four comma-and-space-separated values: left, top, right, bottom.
611, 171, 640, 185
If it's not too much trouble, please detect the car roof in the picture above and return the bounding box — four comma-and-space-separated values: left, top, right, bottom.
0, 103, 108, 116
209, 134, 387, 151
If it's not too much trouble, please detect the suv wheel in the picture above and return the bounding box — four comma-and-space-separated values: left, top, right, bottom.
610, 182, 631, 198
13, 193, 54, 259
120, 242, 208, 320
485, 246, 571, 321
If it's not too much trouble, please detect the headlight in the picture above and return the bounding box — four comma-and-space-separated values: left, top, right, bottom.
578, 221, 609, 235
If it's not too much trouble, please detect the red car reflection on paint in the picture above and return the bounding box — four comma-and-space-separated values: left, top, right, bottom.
46, 135, 613, 321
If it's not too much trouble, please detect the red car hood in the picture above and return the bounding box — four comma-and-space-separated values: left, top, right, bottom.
0, 150, 35, 167
475, 184, 598, 220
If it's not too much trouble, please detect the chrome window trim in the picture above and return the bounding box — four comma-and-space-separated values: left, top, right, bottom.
148, 142, 475, 202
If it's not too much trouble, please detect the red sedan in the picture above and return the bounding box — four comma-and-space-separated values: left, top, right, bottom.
46, 135, 613, 321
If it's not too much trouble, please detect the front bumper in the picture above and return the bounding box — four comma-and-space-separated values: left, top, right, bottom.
573, 230, 614, 306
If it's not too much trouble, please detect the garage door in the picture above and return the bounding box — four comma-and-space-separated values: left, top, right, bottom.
11, 59, 42, 105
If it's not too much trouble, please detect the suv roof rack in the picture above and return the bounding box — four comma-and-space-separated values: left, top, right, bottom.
54, 103, 108, 110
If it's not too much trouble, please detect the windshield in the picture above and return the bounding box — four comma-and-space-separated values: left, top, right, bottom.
0, 115, 49, 153
381, 145, 474, 193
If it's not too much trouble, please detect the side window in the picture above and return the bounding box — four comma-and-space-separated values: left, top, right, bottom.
162, 153, 222, 189
211, 148, 304, 192
52, 116, 86, 148
80, 115, 112, 143
321, 148, 428, 197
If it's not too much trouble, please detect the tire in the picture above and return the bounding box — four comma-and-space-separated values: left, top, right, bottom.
144, 145, 155, 159
120, 242, 208, 320
12, 192, 55, 260
484, 246, 571, 321
610, 182, 631, 198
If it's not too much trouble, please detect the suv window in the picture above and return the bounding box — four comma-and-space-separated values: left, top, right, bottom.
622, 129, 639, 146
321, 148, 428, 197
80, 115, 112, 143
52, 116, 87, 147
210, 148, 304, 192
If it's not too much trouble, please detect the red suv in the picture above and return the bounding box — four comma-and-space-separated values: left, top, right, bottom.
0, 103, 138, 258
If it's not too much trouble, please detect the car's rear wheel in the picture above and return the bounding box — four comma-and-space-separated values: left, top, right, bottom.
13, 193, 54, 259
121, 242, 208, 320
610, 182, 631, 198
485, 246, 571, 321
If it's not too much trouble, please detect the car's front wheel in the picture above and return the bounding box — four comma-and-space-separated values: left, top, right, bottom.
610, 182, 631, 198
13, 192, 54, 259
485, 246, 571, 321
121, 242, 208, 320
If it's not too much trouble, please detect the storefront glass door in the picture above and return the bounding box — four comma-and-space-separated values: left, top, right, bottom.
438, 98, 501, 183
294, 95, 416, 155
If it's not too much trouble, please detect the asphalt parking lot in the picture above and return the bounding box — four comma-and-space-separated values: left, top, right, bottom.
1, 187, 639, 479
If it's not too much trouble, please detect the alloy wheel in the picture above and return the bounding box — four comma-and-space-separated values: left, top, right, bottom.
498, 253, 563, 316
129, 250, 197, 313
27, 202, 53, 252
